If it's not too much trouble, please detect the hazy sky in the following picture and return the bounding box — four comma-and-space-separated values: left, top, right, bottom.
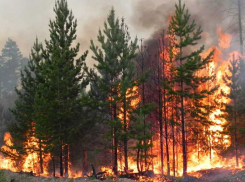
0, 0, 241, 67
0, 1, 143, 58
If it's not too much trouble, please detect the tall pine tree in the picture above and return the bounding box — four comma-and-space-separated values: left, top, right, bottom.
168, 0, 215, 176
0, 38, 27, 96
34, 0, 88, 177
90, 8, 138, 173
222, 55, 240, 167
8, 38, 44, 173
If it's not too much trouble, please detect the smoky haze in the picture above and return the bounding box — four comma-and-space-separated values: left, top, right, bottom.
0, 0, 243, 67
131, 0, 244, 51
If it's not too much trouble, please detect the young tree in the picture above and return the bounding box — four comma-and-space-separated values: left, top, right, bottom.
130, 107, 154, 174
0, 38, 28, 96
90, 8, 138, 173
34, 0, 88, 177
222, 55, 240, 167
7, 38, 44, 173
168, 0, 215, 176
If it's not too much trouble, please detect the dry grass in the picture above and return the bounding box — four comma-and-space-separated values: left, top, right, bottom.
1, 170, 136, 182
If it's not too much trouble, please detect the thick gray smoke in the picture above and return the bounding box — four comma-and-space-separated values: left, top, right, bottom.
0, 0, 244, 66
130, 0, 244, 51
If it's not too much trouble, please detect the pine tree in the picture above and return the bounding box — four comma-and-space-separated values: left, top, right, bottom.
168, 0, 215, 176
222, 55, 240, 167
0, 38, 27, 96
130, 107, 154, 173
8, 38, 44, 172
34, 0, 88, 177
90, 8, 138, 173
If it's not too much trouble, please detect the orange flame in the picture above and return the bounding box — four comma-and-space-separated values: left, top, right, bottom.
218, 27, 232, 49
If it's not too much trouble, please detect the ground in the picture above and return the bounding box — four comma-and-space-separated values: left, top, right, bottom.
1, 168, 245, 182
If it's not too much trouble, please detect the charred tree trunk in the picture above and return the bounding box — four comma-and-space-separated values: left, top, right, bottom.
209, 133, 212, 162
157, 54, 164, 175
64, 144, 69, 177
234, 99, 239, 167
180, 43, 187, 177
113, 103, 118, 175
160, 32, 170, 175
52, 156, 55, 177
82, 150, 88, 175
39, 138, 43, 174
172, 100, 175, 177
123, 96, 128, 171
161, 33, 170, 176
60, 140, 63, 177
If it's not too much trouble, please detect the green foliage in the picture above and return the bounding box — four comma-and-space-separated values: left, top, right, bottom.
34, 0, 89, 153
6, 38, 43, 161
130, 106, 155, 172
0, 38, 28, 94
167, 0, 217, 175
90, 7, 139, 170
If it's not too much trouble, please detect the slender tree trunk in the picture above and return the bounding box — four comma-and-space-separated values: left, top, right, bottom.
197, 133, 200, 162
164, 99, 170, 176
64, 144, 69, 177
139, 39, 147, 168
161, 32, 170, 176
172, 99, 175, 177
176, 131, 179, 176
137, 146, 140, 173
234, 99, 239, 167
60, 140, 63, 177
82, 150, 88, 175
180, 43, 187, 177
172, 123, 175, 177
39, 138, 43, 174
52, 156, 55, 177
113, 103, 118, 175
158, 55, 164, 175
209, 133, 212, 161
143, 80, 147, 169
123, 96, 128, 170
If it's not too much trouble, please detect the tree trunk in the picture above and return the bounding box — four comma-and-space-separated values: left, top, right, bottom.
82, 150, 88, 175
234, 99, 239, 167
64, 144, 69, 177
137, 146, 140, 173
158, 55, 164, 175
161, 32, 170, 176
172, 100, 175, 177
60, 140, 63, 177
39, 138, 43, 174
180, 42, 187, 176
52, 156, 55, 177
123, 96, 128, 170
113, 103, 118, 175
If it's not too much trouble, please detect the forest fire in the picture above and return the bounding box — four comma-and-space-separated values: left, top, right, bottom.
0, 25, 241, 180
0, 26, 243, 181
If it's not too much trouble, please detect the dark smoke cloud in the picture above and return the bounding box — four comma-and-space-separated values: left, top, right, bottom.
130, 0, 243, 51
0, 0, 243, 68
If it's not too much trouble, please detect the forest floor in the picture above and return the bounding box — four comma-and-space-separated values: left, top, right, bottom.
1, 168, 245, 182
182, 167, 245, 182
